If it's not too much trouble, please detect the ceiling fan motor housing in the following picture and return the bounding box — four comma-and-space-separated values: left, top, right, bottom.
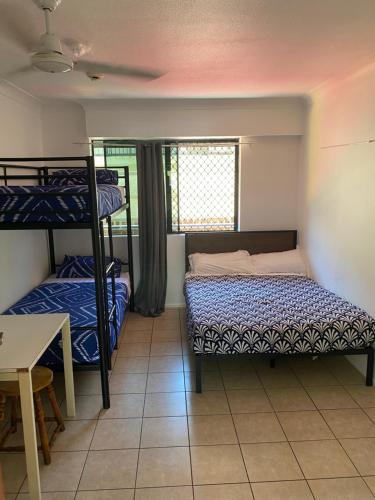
32, 33, 73, 73
33, 0, 62, 12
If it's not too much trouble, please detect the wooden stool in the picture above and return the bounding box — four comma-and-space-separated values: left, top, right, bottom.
0, 367, 65, 465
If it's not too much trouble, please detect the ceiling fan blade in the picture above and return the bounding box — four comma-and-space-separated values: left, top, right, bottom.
62, 37, 92, 59
74, 60, 164, 80
0, 3, 39, 53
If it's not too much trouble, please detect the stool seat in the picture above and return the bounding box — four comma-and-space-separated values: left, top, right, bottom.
0, 367, 53, 395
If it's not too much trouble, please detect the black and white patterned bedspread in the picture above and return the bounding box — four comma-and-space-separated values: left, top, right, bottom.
184, 274, 375, 355
0, 184, 122, 223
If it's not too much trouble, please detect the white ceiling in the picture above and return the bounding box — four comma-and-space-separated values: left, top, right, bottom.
1, 0, 375, 100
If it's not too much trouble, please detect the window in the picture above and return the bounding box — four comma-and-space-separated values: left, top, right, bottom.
165, 140, 239, 232
93, 141, 138, 235
93, 139, 239, 235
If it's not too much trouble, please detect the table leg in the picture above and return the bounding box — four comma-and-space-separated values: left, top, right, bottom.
61, 317, 76, 417
18, 370, 41, 500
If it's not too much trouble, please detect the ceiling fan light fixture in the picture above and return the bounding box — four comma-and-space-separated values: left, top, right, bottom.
31, 51, 73, 73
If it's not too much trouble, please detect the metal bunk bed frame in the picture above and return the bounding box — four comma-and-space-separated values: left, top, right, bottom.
0, 155, 134, 409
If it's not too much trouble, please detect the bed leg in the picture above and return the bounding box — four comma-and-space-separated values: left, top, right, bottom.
195, 356, 202, 393
270, 358, 276, 369
366, 347, 374, 386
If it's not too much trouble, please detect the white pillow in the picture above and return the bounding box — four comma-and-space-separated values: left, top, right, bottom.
189, 250, 253, 275
251, 249, 307, 275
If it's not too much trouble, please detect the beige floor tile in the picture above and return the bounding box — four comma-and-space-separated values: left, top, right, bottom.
109, 373, 147, 394
113, 356, 149, 374
194, 483, 253, 500
21, 451, 87, 493
293, 366, 340, 386
308, 477, 373, 499
152, 330, 182, 342
365, 407, 375, 422
52, 420, 97, 451
150, 342, 182, 356
135, 486, 193, 500
91, 418, 142, 449
345, 385, 375, 407
222, 371, 262, 390
184, 371, 224, 391
137, 447, 191, 487
325, 360, 365, 385
183, 355, 219, 373
148, 356, 184, 373
76, 490, 134, 500
146, 373, 185, 393
278, 411, 334, 441
219, 357, 253, 371
144, 392, 187, 417
153, 320, 180, 331
251, 480, 313, 500
141, 416, 189, 447
186, 391, 230, 415
266, 387, 315, 411
191, 444, 248, 485
118, 342, 151, 357
99, 394, 144, 419
188, 415, 238, 445
340, 437, 375, 475
291, 440, 358, 479
233, 413, 285, 444
321, 408, 375, 438
122, 331, 152, 343
256, 367, 301, 388
227, 390, 273, 414
61, 395, 102, 420
0, 453, 26, 494
364, 476, 375, 495
306, 386, 358, 409
125, 321, 153, 332
79, 449, 138, 490
242, 442, 302, 482
74, 372, 102, 396
18, 493, 76, 500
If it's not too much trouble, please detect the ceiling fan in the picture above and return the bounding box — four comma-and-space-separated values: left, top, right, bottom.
1, 0, 164, 81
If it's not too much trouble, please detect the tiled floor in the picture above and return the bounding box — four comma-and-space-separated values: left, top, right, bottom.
2, 308, 375, 499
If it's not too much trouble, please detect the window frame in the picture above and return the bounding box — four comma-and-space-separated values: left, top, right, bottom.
164, 138, 239, 234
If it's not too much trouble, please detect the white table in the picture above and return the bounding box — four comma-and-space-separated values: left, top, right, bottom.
0, 314, 75, 500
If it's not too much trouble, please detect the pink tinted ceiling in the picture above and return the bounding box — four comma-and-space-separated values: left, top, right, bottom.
1, 0, 375, 99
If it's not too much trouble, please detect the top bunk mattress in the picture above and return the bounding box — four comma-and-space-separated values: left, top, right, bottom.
184, 274, 375, 355
0, 184, 124, 223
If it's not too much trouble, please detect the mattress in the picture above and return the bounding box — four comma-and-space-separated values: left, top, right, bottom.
184, 274, 375, 355
0, 184, 124, 223
3, 274, 130, 366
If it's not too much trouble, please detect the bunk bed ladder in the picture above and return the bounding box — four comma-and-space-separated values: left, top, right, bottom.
99, 219, 113, 370
107, 215, 119, 349
124, 167, 135, 312
87, 156, 110, 409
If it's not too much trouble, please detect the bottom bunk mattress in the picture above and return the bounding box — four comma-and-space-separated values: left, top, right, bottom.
184, 274, 375, 355
3, 274, 130, 366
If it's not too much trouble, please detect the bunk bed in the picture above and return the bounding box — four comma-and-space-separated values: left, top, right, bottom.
0, 156, 134, 409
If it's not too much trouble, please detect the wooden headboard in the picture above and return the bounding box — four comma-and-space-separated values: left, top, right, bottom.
185, 230, 297, 271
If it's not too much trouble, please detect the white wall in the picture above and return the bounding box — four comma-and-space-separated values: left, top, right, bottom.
300, 62, 375, 376
0, 83, 49, 312
44, 97, 305, 306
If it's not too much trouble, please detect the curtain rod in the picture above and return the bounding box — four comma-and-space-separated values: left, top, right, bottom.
321, 139, 375, 149
75, 141, 255, 148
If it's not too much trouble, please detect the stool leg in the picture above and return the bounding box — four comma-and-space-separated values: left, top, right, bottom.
11, 397, 18, 433
46, 385, 65, 432
34, 392, 51, 465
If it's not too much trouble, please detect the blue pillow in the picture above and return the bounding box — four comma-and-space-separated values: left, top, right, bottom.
49, 168, 118, 186
56, 255, 122, 278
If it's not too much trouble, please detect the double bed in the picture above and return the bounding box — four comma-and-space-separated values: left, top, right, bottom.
184, 231, 375, 392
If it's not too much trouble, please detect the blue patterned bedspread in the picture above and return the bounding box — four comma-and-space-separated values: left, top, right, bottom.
184, 274, 375, 355
0, 185, 122, 223
3, 280, 129, 365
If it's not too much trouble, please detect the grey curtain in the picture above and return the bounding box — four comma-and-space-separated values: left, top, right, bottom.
134, 142, 167, 316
